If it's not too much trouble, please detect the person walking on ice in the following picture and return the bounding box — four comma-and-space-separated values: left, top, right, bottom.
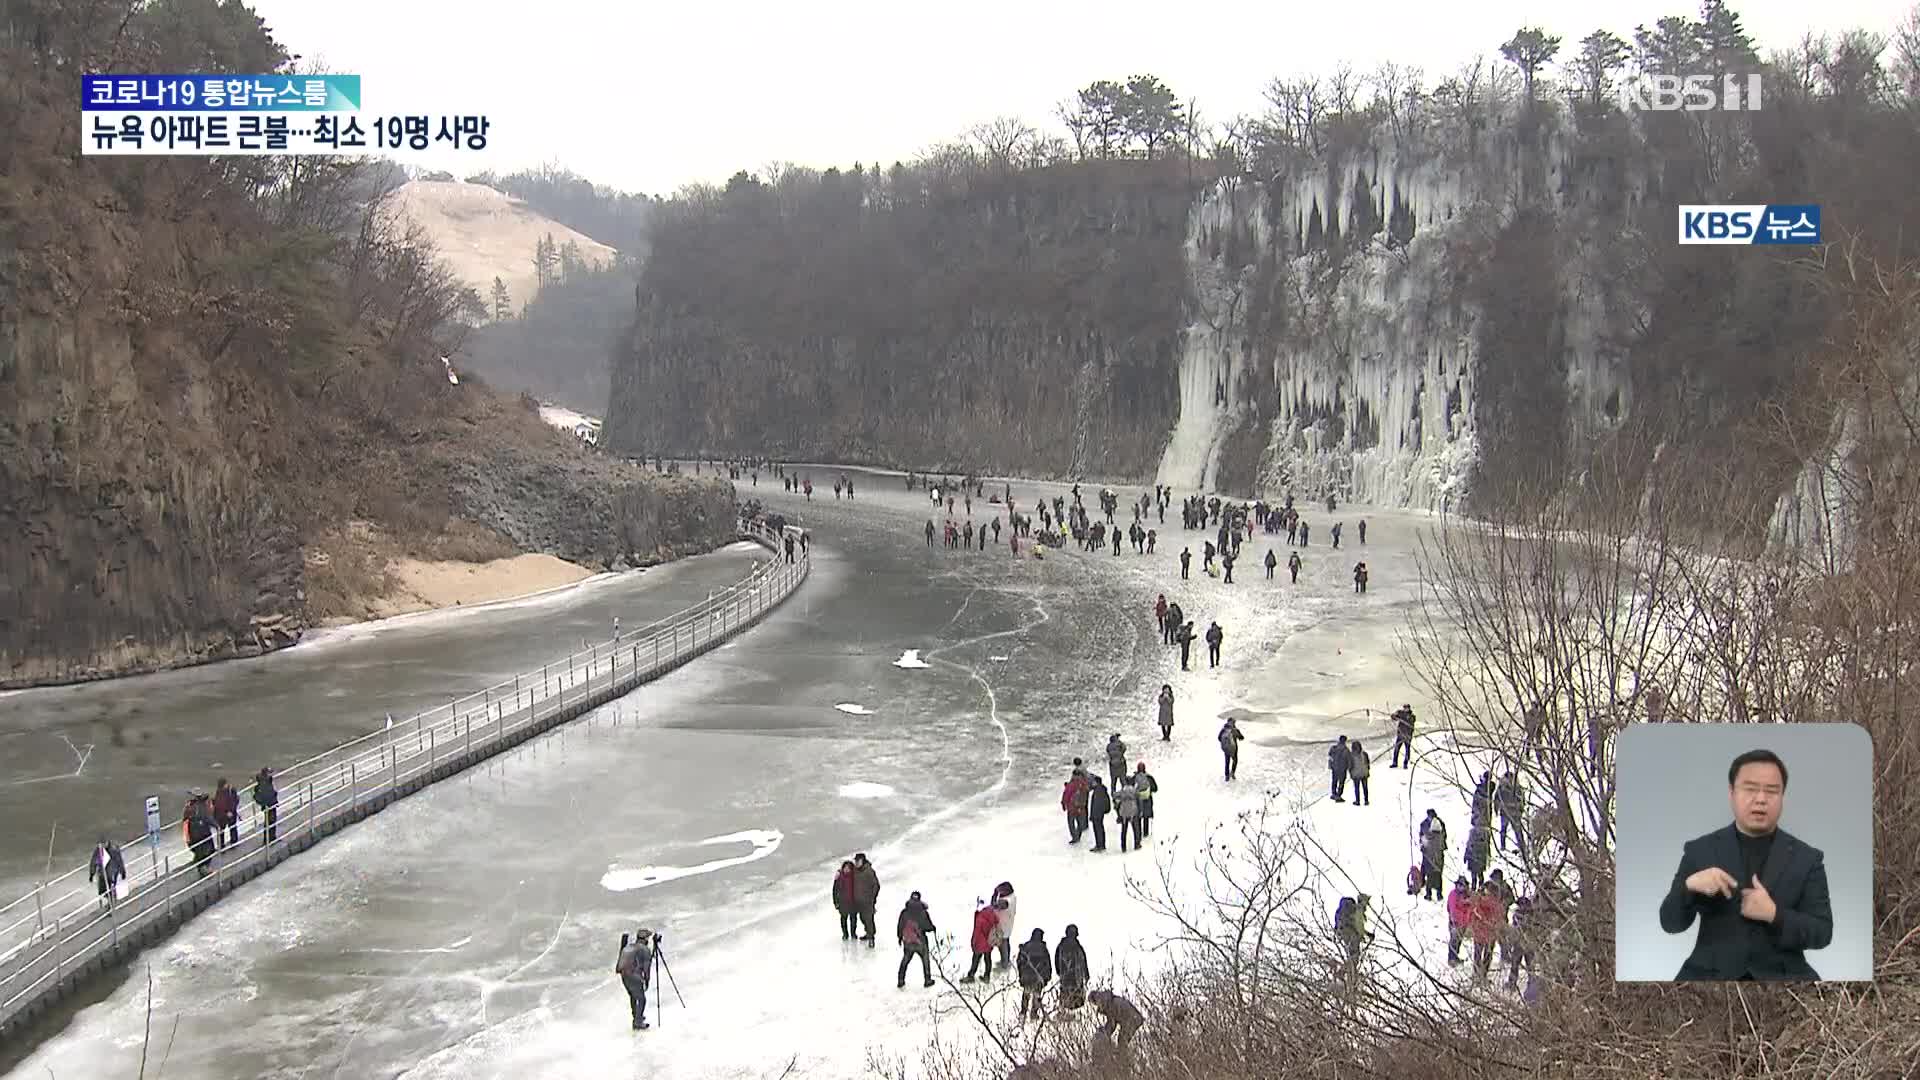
1016, 929, 1053, 1020
963, 900, 997, 982
1288, 550, 1302, 583
895, 891, 937, 988
1133, 762, 1157, 840
1264, 548, 1277, 579
1348, 740, 1372, 805
1156, 684, 1175, 740
1329, 735, 1352, 801
1087, 774, 1111, 851
1113, 775, 1141, 852
613, 928, 654, 1030
1054, 925, 1090, 1010
1390, 704, 1416, 767
1205, 620, 1224, 667
1105, 732, 1129, 788
1219, 717, 1245, 780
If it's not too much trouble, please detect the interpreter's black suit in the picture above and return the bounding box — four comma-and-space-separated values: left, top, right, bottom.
1657, 823, 1833, 980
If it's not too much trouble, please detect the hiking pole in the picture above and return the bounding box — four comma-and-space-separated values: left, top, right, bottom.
654, 948, 662, 1028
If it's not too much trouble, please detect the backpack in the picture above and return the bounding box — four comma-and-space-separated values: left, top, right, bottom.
902, 917, 923, 947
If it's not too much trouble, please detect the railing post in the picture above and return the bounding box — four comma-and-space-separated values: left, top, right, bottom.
349, 762, 357, 811
307, 780, 315, 838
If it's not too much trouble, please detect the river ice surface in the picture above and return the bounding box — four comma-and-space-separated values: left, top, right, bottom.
11, 475, 1506, 1080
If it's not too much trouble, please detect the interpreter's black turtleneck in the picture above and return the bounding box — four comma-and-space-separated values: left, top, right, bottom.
1737, 827, 1775, 885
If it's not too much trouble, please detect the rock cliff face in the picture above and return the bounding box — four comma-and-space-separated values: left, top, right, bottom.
610, 103, 1851, 525
1163, 120, 1647, 512
0, 97, 732, 691
0, 287, 315, 687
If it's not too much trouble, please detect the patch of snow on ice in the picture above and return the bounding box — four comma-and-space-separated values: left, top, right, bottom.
599, 829, 782, 893
892, 650, 929, 669
834, 703, 874, 715
836, 782, 895, 799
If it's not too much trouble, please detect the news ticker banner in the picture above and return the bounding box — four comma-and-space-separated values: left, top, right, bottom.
81, 74, 487, 156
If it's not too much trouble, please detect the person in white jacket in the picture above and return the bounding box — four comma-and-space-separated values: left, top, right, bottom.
992, 881, 1018, 968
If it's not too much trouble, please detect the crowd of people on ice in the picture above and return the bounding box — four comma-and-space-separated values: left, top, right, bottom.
829, 856, 1147, 1054
898, 475, 1379, 601
740, 466, 1565, 1066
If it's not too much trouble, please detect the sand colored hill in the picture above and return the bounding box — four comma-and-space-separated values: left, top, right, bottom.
385, 179, 616, 309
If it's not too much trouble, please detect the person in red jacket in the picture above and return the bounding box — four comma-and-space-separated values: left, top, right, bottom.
1153, 594, 1168, 638
1446, 876, 1472, 964
962, 900, 999, 982
211, 778, 241, 848
1469, 883, 1507, 982
832, 861, 859, 941
1061, 764, 1091, 843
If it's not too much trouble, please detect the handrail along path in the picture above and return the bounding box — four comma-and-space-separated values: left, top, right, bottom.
0, 520, 808, 1043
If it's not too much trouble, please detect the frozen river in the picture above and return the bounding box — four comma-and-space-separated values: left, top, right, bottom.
0, 543, 771, 910
7, 471, 1452, 1079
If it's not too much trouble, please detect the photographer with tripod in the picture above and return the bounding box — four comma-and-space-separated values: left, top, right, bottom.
613, 927, 686, 1032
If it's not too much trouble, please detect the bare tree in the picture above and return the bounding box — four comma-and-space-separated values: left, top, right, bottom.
1260, 75, 1327, 153
969, 115, 1038, 172
1325, 63, 1363, 115
1369, 62, 1425, 143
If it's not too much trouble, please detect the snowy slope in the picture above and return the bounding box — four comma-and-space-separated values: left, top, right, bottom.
384, 180, 616, 309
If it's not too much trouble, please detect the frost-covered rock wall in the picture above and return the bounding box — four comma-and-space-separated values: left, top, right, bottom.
1159, 121, 1647, 512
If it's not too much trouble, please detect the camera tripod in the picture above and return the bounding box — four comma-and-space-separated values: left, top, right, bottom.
653, 941, 687, 1027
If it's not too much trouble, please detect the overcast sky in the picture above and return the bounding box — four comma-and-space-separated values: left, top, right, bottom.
247, 0, 1913, 196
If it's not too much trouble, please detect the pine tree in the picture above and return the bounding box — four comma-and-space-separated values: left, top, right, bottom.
490, 276, 511, 321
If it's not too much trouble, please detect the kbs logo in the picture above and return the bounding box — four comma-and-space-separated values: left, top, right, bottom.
1677, 205, 1822, 245
1620, 73, 1764, 112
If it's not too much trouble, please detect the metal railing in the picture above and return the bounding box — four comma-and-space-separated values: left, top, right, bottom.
0, 520, 808, 1032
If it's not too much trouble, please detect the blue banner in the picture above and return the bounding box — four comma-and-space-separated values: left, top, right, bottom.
81, 74, 360, 111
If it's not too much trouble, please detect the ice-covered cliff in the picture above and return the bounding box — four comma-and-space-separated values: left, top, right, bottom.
1158, 120, 1646, 512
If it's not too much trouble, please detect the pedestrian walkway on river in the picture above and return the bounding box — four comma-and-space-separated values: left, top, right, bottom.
0, 522, 809, 1045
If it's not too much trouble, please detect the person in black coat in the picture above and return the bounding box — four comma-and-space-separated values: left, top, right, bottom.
253, 766, 280, 843
1054, 924, 1090, 1009
851, 853, 882, 946
1015, 929, 1053, 1019
1087, 775, 1111, 851
1658, 749, 1833, 980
